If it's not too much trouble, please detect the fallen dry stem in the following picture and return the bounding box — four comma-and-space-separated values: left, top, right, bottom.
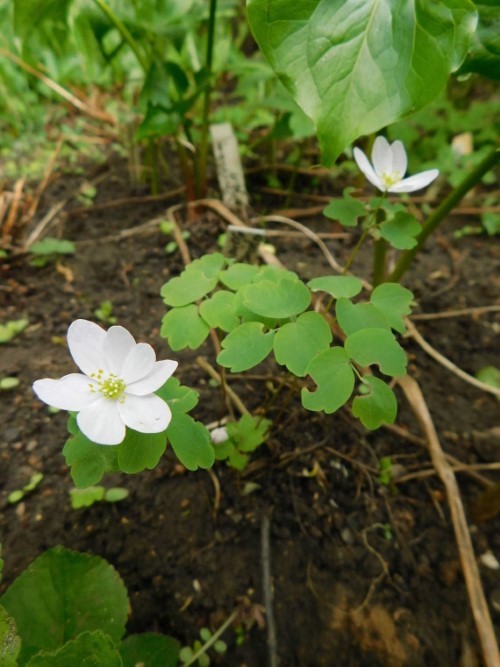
398, 375, 500, 667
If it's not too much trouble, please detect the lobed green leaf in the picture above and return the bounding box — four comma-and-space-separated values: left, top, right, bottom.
26, 631, 123, 667
345, 328, 407, 377
273, 311, 332, 376
379, 212, 421, 250
243, 278, 311, 319
308, 275, 363, 299
217, 322, 275, 372
167, 414, 215, 471
352, 377, 397, 429
161, 305, 210, 350
120, 633, 180, 667
301, 347, 355, 414
199, 290, 239, 332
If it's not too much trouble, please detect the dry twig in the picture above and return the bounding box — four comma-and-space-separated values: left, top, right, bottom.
398, 375, 500, 667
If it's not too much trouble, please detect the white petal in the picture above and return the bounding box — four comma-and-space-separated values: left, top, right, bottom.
390, 140, 407, 177
211, 427, 229, 444
353, 147, 385, 191
77, 398, 126, 445
389, 169, 439, 193
103, 326, 136, 374
67, 320, 107, 376
121, 343, 156, 384
119, 393, 172, 433
33, 373, 99, 410
371, 136, 392, 175
126, 359, 178, 396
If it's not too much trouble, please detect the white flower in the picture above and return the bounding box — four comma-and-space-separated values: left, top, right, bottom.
210, 426, 229, 444
353, 136, 439, 193
33, 319, 178, 445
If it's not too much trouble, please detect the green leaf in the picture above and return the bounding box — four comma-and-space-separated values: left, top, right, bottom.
308, 275, 363, 299
379, 212, 421, 250
13, 0, 70, 39
69, 486, 106, 509
301, 347, 355, 413
155, 378, 199, 415
0, 547, 129, 664
219, 263, 260, 290
120, 633, 180, 667
217, 322, 275, 372
345, 328, 407, 377
458, 2, 500, 80
323, 189, 366, 227
247, 0, 477, 164
370, 283, 414, 334
161, 274, 217, 307
166, 414, 215, 471
63, 419, 119, 488
117, 430, 167, 474
104, 488, 129, 503
232, 291, 277, 328
336, 299, 389, 336
273, 311, 332, 376
476, 366, 500, 400
352, 377, 397, 429
26, 630, 123, 667
30, 238, 75, 256
0, 319, 29, 344
0, 605, 21, 667
243, 279, 310, 319
226, 414, 272, 453
161, 305, 210, 350
199, 291, 239, 332
136, 104, 181, 141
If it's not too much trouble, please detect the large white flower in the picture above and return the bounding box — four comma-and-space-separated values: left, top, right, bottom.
33, 319, 178, 445
353, 136, 439, 193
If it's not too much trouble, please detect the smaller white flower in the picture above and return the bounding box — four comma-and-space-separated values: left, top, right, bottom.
353, 136, 439, 193
210, 426, 229, 444
33, 319, 178, 446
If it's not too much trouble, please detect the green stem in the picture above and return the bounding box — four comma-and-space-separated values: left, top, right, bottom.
182, 611, 237, 667
343, 228, 369, 274
389, 147, 499, 283
372, 238, 388, 286
195, 0, 218, 198
91, 0, 148, 72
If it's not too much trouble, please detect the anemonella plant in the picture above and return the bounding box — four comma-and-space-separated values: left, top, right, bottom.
34, 319, 178, 445
33, 319, 215, 487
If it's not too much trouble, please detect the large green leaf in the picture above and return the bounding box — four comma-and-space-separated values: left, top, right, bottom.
120, 633, 180, 667
0, 606, 20, 667
247, 0, 477, 164
459, 1, 500, 80
0, 547, 128, 664
26, 631, 123, 667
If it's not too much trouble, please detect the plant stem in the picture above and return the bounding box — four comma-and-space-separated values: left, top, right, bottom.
343, 228, 369, 274
389, 147, 499, 283
182, 611, 237, 667
196, 0, 218, 198
91, 0, 148, 72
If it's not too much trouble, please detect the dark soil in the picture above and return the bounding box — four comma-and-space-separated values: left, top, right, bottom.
1, 156, 499, 667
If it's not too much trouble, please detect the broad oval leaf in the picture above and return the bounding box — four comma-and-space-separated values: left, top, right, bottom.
166, 414, 215, 471
26, 631, 123, 667
247, 0, 477, 164
273, 311, 332, 376
0, 547, 129, 664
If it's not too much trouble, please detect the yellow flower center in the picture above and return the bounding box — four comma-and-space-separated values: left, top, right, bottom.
89, 370, 126, 401
381, 172, 402, 188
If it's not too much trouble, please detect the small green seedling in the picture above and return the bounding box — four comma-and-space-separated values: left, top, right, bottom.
94, 300, 117, 325
8, 473, 43, 504
29, 238, 75, 267
160, 220, 190, 254
70, 486, 129, 510
76, 181, 97, 206
212, 415, 272, 470
378, 456, 393, 487
0, 377, 20, 390
0, 319, 28, 344
476, 366, 500, 401
180, 627, 227, 667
